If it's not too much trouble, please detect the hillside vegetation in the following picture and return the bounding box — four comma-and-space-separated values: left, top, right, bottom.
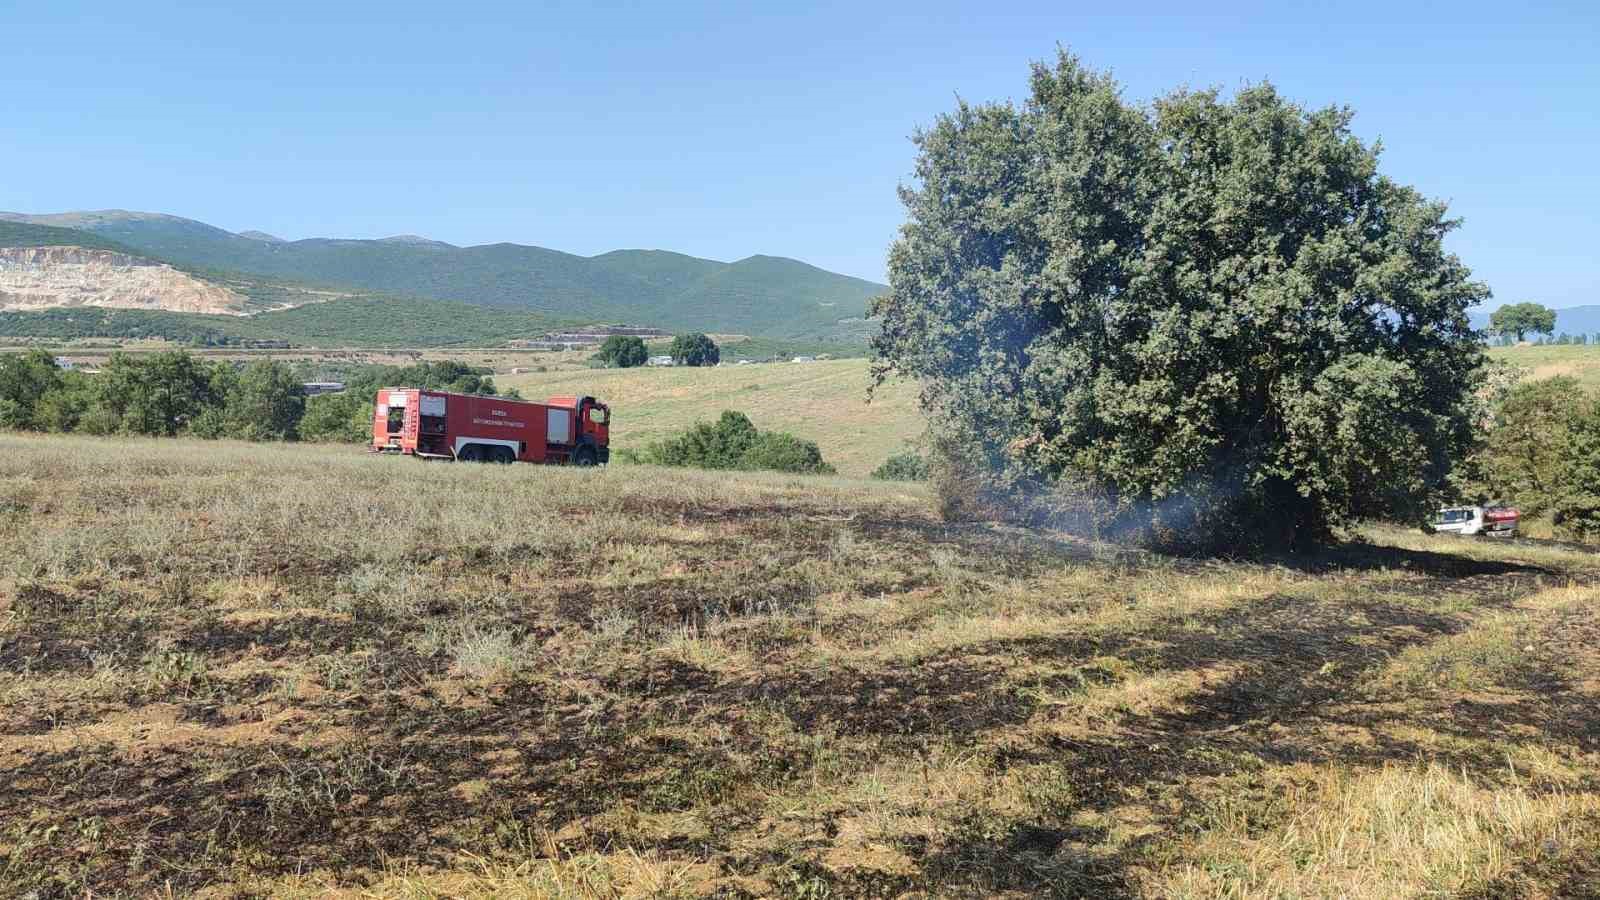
0, 211, 885, 341
0, 296, 563, 349
0, 435, 1596, 897
500, 358, 922, 477
0, 221, 146, 254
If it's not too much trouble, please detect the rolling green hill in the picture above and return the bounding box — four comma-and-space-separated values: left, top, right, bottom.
0, 210, 886, 341
0, 220, 145, 254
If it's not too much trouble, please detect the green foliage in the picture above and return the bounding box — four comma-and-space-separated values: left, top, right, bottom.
739, 431, 835, 475
648, 411, 760, 468
634, 410, 835, 474
0, 221, 142, 253
0, 350, 65, 431
1489, 303, 1557, 343
212, 361, 306, 441
90, 351, 224, 436
670, 332, 720, 367
1551, 401, 1600, 538
594, 335, 648, 368
871, 51, 1487, 550
1475, 377, 1588, 516
298, 393, 373, 443
0, 350, 511, 445
871, 452, 930, 481
33, 371, 93, 433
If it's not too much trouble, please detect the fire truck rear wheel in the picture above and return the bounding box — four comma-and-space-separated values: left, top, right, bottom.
494, 447, 515, 464
458, 445, 480, 462
574, 446, 597, 467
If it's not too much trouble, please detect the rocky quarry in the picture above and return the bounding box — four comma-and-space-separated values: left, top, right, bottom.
0, 246, 247, 315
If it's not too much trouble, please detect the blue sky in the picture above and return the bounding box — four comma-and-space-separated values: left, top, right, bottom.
4, 1, 1596, 309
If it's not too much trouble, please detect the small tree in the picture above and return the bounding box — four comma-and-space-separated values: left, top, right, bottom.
299, 393, 373, 442
739, 431, 836, 474
670, 333, 720, 367
91, 351, 224, 436
1477, 376, 1587, 515
595, 335, 648, 368
1489, 302, 1557, 343
221, 360, 306, 440
0, 350, 63, 431
1551, 401, 1600, 538
872, 452, 931, 481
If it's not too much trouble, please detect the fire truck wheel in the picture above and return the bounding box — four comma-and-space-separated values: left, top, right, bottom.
574, 446, 597, 467
494, 447, 515, 464
458, 445, 480, 462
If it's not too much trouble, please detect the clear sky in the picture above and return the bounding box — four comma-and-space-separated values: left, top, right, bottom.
4, 1, 1596, 308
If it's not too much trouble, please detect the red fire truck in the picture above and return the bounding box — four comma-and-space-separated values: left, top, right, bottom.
370, 388, 610, 465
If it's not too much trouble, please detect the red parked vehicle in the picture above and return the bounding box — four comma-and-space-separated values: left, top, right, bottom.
370, 388, 610, 465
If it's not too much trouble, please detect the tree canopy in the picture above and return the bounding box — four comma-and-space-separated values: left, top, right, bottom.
670, 332, 720, 367
595, 335, 648, 368
1488, 302, 1557, 343
872, 52, 1488, 550
1474, 377, 1587, 516
0, 351, 512, 445
1552, 399, 1600, 538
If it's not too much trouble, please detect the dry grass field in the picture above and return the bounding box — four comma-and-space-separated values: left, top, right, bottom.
2, 434, 1599, 898
1491, 343, 1600, 392
500, 359, 923, 478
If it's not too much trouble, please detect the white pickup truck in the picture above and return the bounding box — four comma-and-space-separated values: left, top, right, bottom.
1432, 505, 1519, 538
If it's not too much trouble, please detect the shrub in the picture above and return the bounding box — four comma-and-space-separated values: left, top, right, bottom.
635, 410, 834, 474
649, 410, 759, 468
1551, 401, 1600, 539
872, 452, 929, 482
0, 350, 64, 431
299, 393, 372, 443
739, 431, 835, 475
1474, 377, 1588, 516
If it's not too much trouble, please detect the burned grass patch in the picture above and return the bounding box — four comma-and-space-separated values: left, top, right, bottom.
2, 436, 1598, 896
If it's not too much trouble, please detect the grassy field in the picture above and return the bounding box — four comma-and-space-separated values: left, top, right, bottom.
501, 359, 924, 477
2, 433, 1597, 897
1491, 343, 1600, 392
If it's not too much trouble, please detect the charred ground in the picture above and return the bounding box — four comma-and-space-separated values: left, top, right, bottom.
1, 434, 1597, 898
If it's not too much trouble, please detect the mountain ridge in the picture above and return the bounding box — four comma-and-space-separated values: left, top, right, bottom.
0, 210, 884, 341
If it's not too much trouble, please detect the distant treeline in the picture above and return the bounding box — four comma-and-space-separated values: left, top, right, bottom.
0, 297, 561, 349
0, 349, 510, 443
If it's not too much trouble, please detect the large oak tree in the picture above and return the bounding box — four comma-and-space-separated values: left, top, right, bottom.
873, 52, 1488, 550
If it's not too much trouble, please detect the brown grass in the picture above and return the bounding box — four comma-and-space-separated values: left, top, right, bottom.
1, 432, 1598, 898
499, 358, 923, 477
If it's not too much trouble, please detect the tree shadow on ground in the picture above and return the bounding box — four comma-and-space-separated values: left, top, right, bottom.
901, 560, 1591, 897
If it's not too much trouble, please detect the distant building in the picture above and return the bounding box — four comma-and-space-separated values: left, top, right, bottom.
791, 356, 815, 363
647, 355, 676, 367
53, 357, 75, 371
301, 382, 346, 396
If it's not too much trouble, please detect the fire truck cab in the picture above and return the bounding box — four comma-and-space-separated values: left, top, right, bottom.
371, 388, 610, 466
